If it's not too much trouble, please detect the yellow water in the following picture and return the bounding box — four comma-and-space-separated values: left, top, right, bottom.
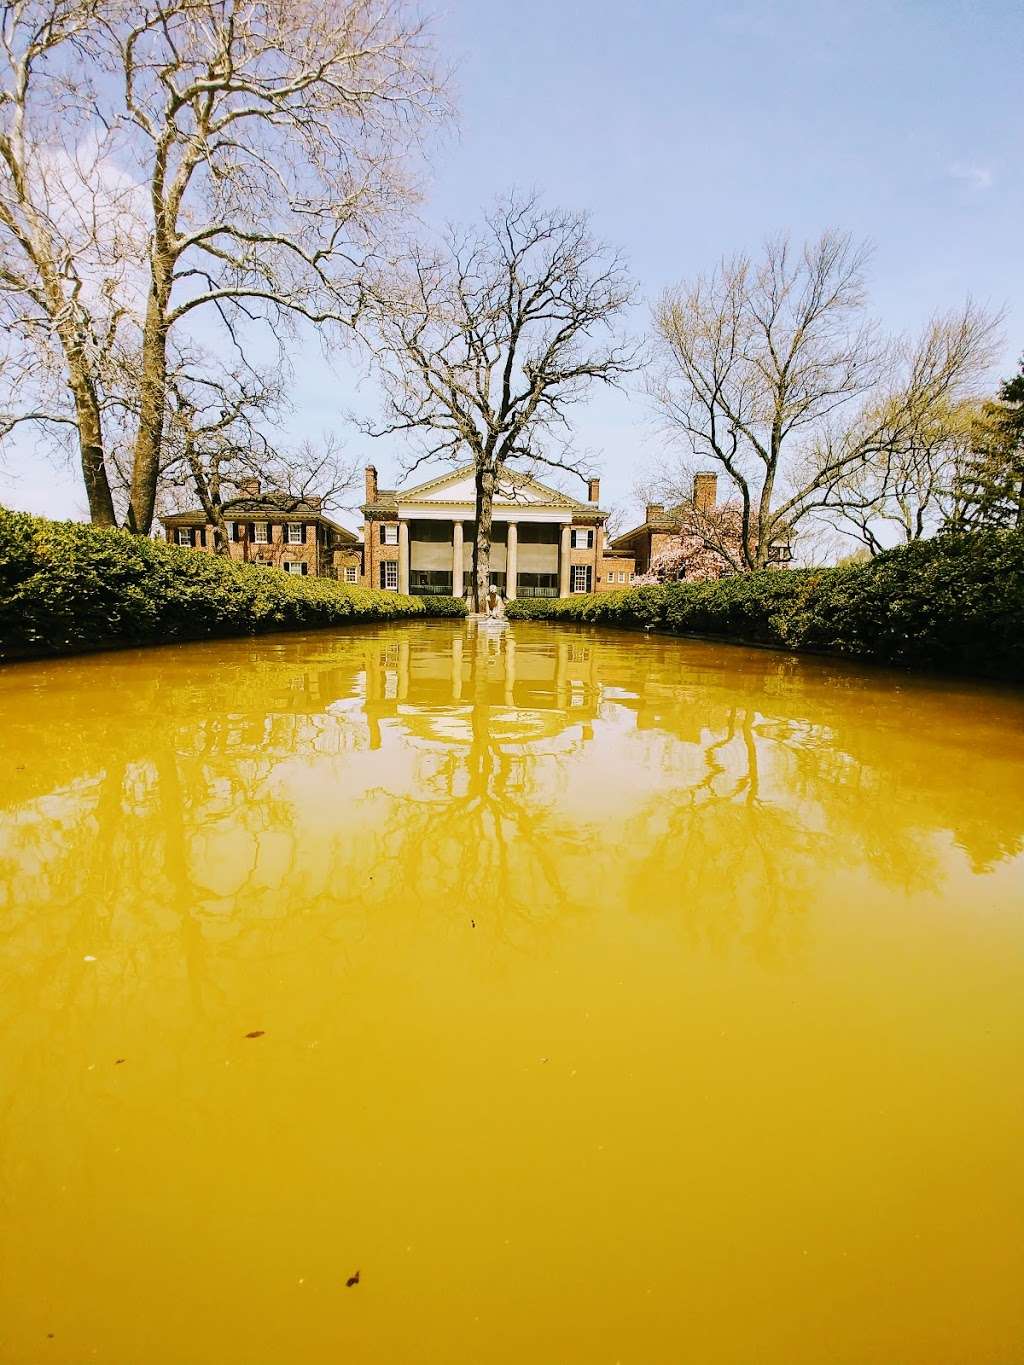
1, 620, 1023, 1365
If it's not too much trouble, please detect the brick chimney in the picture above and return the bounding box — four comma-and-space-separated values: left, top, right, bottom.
364, 464, 378, 503
645, 502, 665, 522
239, 477, 261, 497
586, 477, 600, 504
693, 471, 718, 512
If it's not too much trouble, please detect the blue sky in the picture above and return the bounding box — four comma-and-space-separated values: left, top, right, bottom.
3, 0, 1021, 530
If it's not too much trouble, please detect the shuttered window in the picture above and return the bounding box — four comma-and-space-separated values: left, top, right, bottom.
571, 565, 592, 593
380, 561, 398, 590
254, 523, 269, 544
287, 523, 303, 544
571, 528, 594, 549
176, 529, 191, 546
381, 524, 399, 545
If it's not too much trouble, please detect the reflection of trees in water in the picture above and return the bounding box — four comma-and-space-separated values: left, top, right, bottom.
357, 626, 603, 949
1, 622, 1023, 1011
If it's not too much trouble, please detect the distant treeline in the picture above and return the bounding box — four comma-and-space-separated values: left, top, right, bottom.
506, 530, 1024, 680
0, 509, 465, 662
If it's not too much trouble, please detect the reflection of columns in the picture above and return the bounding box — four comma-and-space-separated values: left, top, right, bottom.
451, 634, 463, 701
397, 636, 410, 701
452, 520, 463, 599
559, 524, 571, 597
506, 522, 518, 600
555, 638, 569, 709
504, 636, 516, 706
398, 520, 409, 595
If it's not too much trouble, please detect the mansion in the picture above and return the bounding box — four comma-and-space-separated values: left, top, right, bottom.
158, 462, 771, 595
161, 464, 637, 597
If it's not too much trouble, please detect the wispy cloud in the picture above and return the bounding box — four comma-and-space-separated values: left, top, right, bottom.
947, 161, 995, 191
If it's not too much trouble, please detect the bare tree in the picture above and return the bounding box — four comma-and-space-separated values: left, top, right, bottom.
119, 0, 445, 535
363, 192, 636, 610
650, 232, 997, 569
1, 0, 446, 531
159, 363, 359, 554
0, 0, 143, 524
821, 398, 976, 554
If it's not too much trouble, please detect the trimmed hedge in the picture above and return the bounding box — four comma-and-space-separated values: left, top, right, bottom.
506, 530, 1024, 678
0, 507, 465, 661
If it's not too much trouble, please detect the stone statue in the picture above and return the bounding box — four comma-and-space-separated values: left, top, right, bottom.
484, 583, 505, 619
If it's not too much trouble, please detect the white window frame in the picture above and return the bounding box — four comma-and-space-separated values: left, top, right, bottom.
381, 523, 399, 545
284, 561, 305, 576
345, 565, 358, 583
176, 528, 191, 546
382, 560, 398, 591
254, 522, 269, 545
287, 523, 304, 545
571, 528, 593, 550
571, 564, 591, 594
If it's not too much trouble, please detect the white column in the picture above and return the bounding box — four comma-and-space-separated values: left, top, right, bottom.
559, 524, 571, 597
452, 520, 463, 599
398, 520, 410, 595
506, 522, 518, 601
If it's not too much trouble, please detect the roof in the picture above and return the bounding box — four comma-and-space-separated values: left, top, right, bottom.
363, 462, 605, 518
160, 495, 357, 542
611, 513, 684, 548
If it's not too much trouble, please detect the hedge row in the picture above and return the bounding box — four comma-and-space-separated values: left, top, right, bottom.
0, 507, 465, 661
506, 529, 1024, 678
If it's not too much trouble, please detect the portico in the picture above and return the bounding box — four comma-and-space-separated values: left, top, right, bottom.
361, 463, 614, 600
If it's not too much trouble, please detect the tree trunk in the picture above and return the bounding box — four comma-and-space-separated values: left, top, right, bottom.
472, 462, 495, 612
73, 375, 117, 527
184, 447, 231, 556
52, 321, 117, 527
128, 295, 169, 535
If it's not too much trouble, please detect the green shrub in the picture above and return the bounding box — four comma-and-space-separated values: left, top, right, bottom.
0, 507, 465, 660
505, 531, 1024, 678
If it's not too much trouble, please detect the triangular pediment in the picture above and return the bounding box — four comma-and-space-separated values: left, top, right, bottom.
397, 462, 587, 508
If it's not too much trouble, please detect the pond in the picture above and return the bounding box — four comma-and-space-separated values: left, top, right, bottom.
1, 619, 1022, 1364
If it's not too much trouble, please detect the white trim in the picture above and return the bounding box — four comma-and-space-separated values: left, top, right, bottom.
396, 505, 573, 524
287, 522, 304, 544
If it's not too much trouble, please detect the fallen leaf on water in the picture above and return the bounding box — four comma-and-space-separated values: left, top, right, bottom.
245, 1030, 266, 1039
345, 1271, 360, 1288
115, 1059, 125, 1065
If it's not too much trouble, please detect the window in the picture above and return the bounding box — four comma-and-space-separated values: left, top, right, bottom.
571, 528, 594, 549
409, 570, 453, 596
571, 565, 592, 594
226, 522, 236, 540
287, 523, 304, 544
345, 566, 358, 583
254, 522, 269, 544
517, 572, 559, 599
619, 572, 626, 583
380, 561, 398, 590
381, 523, 399, 545
283, 561, 306, 576
176, 528, 191, 546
